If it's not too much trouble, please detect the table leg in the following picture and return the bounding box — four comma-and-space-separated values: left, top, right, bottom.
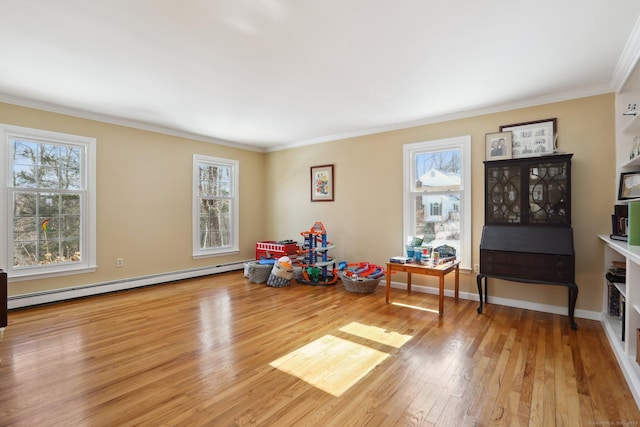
438, 274, 445, 315
407, 273, 412, 294
454, 264, 459, 301
386, 266, 391, 304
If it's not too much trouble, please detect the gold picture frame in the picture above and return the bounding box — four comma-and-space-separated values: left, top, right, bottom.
310, 164, 334, 202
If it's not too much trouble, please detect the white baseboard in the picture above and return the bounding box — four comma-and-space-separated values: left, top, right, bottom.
9, 269, 601, 322
8, 261, 249, 309
386, 280, 601, 321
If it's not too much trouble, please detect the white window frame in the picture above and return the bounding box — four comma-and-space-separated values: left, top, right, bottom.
192, 154, 239, 258
0, 124, 97, 280
402, 135, 471, 271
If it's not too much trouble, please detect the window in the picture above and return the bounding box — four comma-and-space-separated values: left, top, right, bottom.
1, 124, 96, 279
403, 136, 471, 270
193, 155, 239, 257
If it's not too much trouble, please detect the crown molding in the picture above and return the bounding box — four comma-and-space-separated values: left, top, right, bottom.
270, 84, 612, 152
613, 15, 640, 93
0, 84, 616, 155
0, 93, 267, 153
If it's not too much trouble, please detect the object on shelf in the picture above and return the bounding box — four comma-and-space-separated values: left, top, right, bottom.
606, 270, 626, 282
624, 103, 638, 116
637, 329, 640, 364
633, 136, 640, 160
629, 201, 640, 245
390, 256, 411, 264
612, 205, 629, 240
611, 260, 626, 275
607, 282, 622, 318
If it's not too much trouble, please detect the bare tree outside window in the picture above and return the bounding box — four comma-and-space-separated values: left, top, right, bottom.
11, 139, 82, 268
193, 155, 238, 257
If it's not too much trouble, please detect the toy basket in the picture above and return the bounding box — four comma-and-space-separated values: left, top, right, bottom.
247, 261, 272, 284
267, 273, 291, 288
338, 271, 384, 294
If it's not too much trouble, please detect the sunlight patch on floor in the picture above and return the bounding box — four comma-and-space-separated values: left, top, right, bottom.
338, 321, 413, 348
270, 334, 389, 397
392, 301, 439, 314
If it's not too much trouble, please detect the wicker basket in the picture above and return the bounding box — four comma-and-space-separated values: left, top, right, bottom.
247, 261, 272, 284
338, 271, 383, 294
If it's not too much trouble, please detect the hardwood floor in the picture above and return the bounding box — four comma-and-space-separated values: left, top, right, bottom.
1, 271, 639, 426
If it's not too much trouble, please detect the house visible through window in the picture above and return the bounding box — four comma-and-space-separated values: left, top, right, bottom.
193, 154, 239, 257
403, 136, 471, 270
1, 124, 96, 279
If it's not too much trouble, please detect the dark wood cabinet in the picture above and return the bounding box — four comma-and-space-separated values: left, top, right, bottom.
481, 250, 573, 282
485, 153, 571, 226
478, 154, 577, 329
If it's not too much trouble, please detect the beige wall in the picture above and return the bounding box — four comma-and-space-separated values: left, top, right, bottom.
0, 102, 267, 296
1, 94, 616, 314
265, 94, 616, 313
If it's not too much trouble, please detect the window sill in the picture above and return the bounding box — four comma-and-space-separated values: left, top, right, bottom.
192, 249, 240, 259
9, 265, 98, 282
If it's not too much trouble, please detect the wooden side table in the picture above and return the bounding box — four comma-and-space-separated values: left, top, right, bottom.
385, 261, 460, 315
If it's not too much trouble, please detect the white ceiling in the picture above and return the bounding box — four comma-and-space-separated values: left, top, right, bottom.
1, 1, 640, 152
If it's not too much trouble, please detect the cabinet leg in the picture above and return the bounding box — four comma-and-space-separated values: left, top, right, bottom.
476, 274, 484, 314
568, 283, 578, 330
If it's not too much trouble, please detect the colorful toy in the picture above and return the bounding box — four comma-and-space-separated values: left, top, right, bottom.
296, 221, 338, 285
267, 256, 295, 287
339, 262, 385, 279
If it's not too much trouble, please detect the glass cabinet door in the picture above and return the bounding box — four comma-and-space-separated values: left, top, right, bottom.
527, 162, 569, 224
484, 154, 572, 226
486, 165, 521, 224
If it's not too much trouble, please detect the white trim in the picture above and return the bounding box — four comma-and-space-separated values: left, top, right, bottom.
192, 154, 240, 257
0, 86, 610, 155
402, 136, 472, 270
386, 279, 600, 321
600, 311, 640, 409
0, 124, 97, 278
8, 261, 248, 309
0, 93, 264, 153
613, 15, 640, 93
268, 86, 611, 152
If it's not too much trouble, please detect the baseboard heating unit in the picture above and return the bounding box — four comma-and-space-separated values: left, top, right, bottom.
8, 261, 249, 309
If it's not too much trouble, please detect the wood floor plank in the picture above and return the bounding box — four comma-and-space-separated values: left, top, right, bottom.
0, 272, 639, 426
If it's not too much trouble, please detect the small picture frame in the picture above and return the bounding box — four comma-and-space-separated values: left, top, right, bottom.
485, 131, 512, 160
310, 164, 334, 202
500, 118, 557, 158
618, 171, 640, 200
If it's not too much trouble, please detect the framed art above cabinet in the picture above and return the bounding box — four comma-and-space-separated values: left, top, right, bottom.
484, 153, 572, 226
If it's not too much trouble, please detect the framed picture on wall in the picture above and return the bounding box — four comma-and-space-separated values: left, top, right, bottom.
485, 131, 512, 160
500, 118, 557, 158
310, 164, 334, 202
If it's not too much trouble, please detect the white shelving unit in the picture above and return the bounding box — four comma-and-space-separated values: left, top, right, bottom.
608, 40, 640, 410
598, 235, 640, 407
624, 112, 640, 136
622, 155, 640, 170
